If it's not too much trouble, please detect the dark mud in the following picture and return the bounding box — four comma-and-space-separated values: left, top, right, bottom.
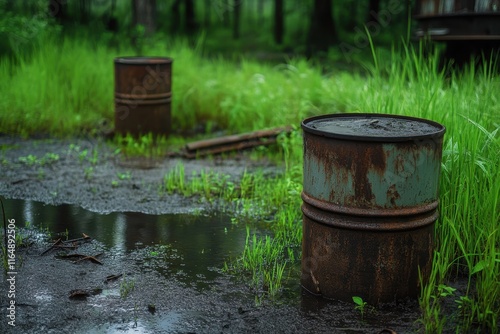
0, 136, 423, 333
0, 136, 275, 214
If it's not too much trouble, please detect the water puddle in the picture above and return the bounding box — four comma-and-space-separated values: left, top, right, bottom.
86, 311, 186, 334
3, 198, 252, 287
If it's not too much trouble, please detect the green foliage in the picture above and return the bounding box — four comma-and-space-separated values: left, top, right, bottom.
119, 275, 135, 299
0, 0, 61, 59
224, 226, 288, 299
352, 296, 368, 319
0, 33, 338, 137
84, 167, 94, 180
0, 36, 113, 136
114, 134, 169, 159
1, 221, 38, 271
116, 171, 131, 181
382, 46, 500, 332
18, 152, 59, 166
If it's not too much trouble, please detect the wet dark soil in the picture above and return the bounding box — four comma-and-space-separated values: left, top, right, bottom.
0, 136, 423, 333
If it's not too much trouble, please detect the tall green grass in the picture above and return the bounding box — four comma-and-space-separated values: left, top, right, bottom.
354, 45, 499, 331
0, 34, 349, 136
1, 34, 498, 330
0, 36, 114, 135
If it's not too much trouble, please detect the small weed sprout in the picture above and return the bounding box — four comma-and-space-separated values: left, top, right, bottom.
352, 296, 368, 319
42, 153, 59, 165
18, 154, 38, 166
37, 169, 45, 180
18, 153, 59, 166
78, 149, 88, 163
120, 275, 135, 299
117, 171, 131, 180
84, 167, 94, 180
89, 149, 99, 165
1, 220, 36, 271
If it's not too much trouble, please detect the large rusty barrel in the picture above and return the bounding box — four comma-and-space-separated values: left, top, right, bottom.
301, 113, 445, 305
114, 57, 173, 136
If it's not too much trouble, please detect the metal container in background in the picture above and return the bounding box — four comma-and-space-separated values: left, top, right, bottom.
414, 0, 500, 41
301, 113, 445, 305
114, 57, 172, 136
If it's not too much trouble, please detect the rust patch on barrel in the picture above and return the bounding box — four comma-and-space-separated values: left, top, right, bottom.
306, 134, 387, 209
387, 184, 400, 206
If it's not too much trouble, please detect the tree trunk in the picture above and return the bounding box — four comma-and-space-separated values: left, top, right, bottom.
257, 0, 264, 24
79, 0, 91, 24
366, 0, 381, 22
345, 0, 357, 30
171, 0, 181, 33
203, 0, 210, 28
5, 0, 14, 11
233, 0, 241, 39
185, 0, 197, 35
132, 0, 156, 36
49, 0, 68, 23
307, 0, 337, 56
274, 0, 284, 44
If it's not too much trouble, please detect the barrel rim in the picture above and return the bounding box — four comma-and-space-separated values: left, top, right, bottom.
301, 191, 439, 217
114, 56, 173, 65
301, 113, 446, 142
115, 92, 172, 100
301, 202, 438, 232
115, 97, 172, 105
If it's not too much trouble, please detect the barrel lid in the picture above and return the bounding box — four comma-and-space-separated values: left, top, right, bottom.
114, 56, 173, 65
302, 113, 445, 142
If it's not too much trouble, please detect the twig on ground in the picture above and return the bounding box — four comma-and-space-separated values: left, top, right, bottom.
40, 238, 62, 255
72, 253, 103, 265
104, 274, 123, 283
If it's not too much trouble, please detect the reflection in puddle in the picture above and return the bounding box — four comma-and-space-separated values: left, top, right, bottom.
99, 288, 121, 297
156, 311, 182, 332
84, 311, 184, 334
3, 198, 253, 288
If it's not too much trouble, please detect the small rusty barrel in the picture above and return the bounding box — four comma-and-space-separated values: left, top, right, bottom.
301, 113, 445, 305
114, 56, 172, 136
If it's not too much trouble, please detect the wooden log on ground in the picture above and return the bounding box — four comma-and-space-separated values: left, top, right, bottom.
185, 126, 292, 158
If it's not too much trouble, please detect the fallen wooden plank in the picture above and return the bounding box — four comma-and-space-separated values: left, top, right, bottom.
185, 126, 292, 157
184, 138, 278, 158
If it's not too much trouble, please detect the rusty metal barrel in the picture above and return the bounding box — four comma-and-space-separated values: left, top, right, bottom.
114, 57, 172, 136
301, 113, 445, 305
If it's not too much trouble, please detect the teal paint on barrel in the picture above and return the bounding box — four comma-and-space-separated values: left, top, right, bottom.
301, 113, 445, 305
114, 57, 173, 136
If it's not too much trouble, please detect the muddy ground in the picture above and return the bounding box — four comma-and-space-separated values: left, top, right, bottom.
0, 136, 423, 333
